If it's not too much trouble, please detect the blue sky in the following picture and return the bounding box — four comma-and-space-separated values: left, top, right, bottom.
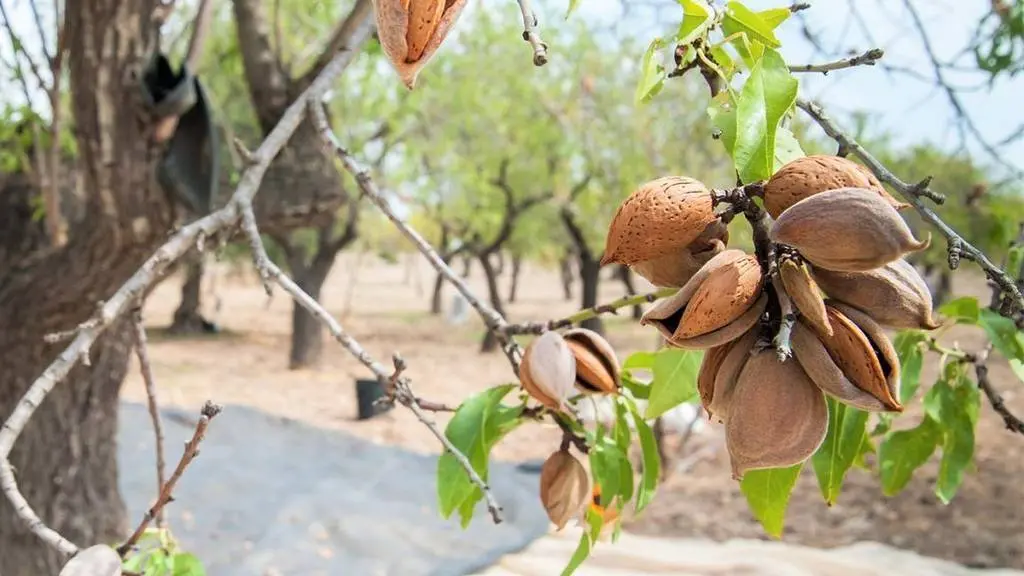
3, 0, 1022, 178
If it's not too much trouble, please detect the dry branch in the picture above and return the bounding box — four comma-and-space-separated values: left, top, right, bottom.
515, 0, 548, 66
789, 48, 883, 74
131, 309, 168, 528
502, 287, 676, 335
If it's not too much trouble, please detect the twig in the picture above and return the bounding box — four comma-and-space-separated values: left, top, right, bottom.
131, 308, 168, 528
789, 48, 884, 74
241, 203, 273, 295
117, 402, 223, 557
0, 47, 366, 557
796, 98, 1024, 316
973, 351, 1024, 435
502, 288, 676, 335
515, 0, 548, 66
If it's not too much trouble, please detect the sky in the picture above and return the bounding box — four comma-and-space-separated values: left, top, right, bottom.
2, 0, 1023, 179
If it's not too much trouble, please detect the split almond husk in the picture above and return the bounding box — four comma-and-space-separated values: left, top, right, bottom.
519, 331, 576, 411
779, 256, 832, 337
629, 220, 729, 287
373, 0, 469, 89
725, 351, 828, 478
697, 326, 758, 422
641, 250, 767, 349
564, 328, 621, 395
810, 303, 903, 411
770, 187, 930, 272
601, 177, 720, 268
539, 450, 591, 530
764, 155, 909, 218
811, 259, 941, 330
791, 320, 887, 411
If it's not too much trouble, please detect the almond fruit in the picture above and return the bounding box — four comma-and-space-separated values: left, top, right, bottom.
373, 0, 468, 89
791, 320, 887, 411
725, 351, 828, 478
811, 258, 941, 330
539, 450, 591, 530
697, 326, 759, 422
779, 257, 832, 336
601, 177, 720, 268
764, 155, 909, 218
519, 331, 576, 411
629, 220, 729, 287
769, 187, 930, 272
563, 328, 620, 395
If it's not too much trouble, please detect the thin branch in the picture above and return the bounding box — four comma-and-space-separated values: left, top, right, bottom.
0, 48, 365, 558
770, 274, 795, 361
117, 402, 223, 556
795, 98, 1024, 316
515, 0, 548, 66
789, 48, 884, 74
972, 348, 1024, 435
503, 288, 676, 335
130, 308, 168, 528
27, 0, 51, 64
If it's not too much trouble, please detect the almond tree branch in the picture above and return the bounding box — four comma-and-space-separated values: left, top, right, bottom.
795, 98, 1024, 317
130, 308, 168, 528
970, 347, 1024, 435
789, 48, 884, 74
515, 0, 548, 66
0, 47, 364, 558
502, 287, 677, 335
117, 401, 223, 557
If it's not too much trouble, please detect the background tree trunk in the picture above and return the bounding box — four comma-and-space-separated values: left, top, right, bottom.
478, 252, 506, 352
579, 256, 604, 334
560, 254, 574, 301
170, 252, 215, 334
508, 254, 522, 303
0, 1, 170, 572
289, 259, 332, 368
431, 268, 447, 314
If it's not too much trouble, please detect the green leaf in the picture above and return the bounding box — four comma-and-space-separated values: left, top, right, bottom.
566, 0, 582, 18
878, 416, 941, 496
677, 0, 712, 45
172, 553, 206, 576
739, 463, 802, 538
938, 297, 980, 324
709, 45, 738, 79
773, 125, 805, 168
720, 17, 759, 69
979, 308, 1024, 360
757, 7, 793, 29
437, 384, 523, 524
621, 372, 651, 399
1008, 245, 1024, 282
645, 348, 702, 418
1012, 356, 1024, 384
623, 351, 657, 370
613, 400, 632, 453
635, 38, 667, 105
724, 1, 782, 48
707, 91, 738, 155
589, 437, 634, 506
560, 509, 605, 576
811, 398, 868, 505
630, 401, 661, 513
925, 369, 981, 503
893, 330, 928, 404
732, 49, 798, 183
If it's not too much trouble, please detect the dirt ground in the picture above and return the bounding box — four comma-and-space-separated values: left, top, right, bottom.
124, 252, 1024, 569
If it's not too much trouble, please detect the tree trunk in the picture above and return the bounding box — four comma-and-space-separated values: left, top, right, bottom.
289, 264, 331, 369
461, 253, 472, 278
617, 264, 643, 320
0, 2, 170, 573
169, 252, 214, 334
579, 256, 604, 334
560, 255, 574, 301
430, 260, 448, 315
508, 254, 522, 304
492, 250, 506, 276
478, 252, 506, 353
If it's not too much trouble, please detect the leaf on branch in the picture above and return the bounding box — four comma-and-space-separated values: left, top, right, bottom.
170, 553, 206, 576
644, 348, 702, 419
724, 2, 782, 48
878, 415, 941, 496
437, 384, 523, 527
589, 435, 634, 507
566, 0, 582, 19
623, 396, 660, 513
757, 7, 793, 29
635, 37, 667, 105
739, 463, 802, 538
733, 48, 798, 183
560, 508, 605, 576
707, 91, 738, 155
979, 308, 1024, 361
677, 0, 713, 46
893, 330, 928, 404
811, 398, 868, 506
924, 365, 980, 503
938, 296, 980, 324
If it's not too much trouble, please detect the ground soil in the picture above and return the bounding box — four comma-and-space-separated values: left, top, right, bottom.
125, 252, 1024, 570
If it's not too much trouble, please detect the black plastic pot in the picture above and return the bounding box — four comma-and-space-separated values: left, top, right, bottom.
356, 379, 392, 421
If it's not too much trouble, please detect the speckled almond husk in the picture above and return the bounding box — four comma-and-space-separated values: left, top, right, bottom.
676, 254, 764, 339
764, 155, 909, 218
629, 220, 729, 288
373, 0, 469, 89
539, 450, 591, 530
770, 187, 930, 272
779, 257, 832, 337
725, 352, 828, 478
791, 321, 887, 411
563, 328, 621, 394
812, 303, 903, 411
811, 259, 941, 330
698, 326, 759, 422
661, 294, 767, 350
601, 177, 719, 267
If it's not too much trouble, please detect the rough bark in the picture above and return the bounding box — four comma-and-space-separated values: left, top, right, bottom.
0, 2, 171, 573
561, 206, 604, 335
478, 252, 507, 353
508, 254, 523, 304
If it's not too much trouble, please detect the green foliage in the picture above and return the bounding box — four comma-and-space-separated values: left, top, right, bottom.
644, 349, 702, 419
739, 463, 802, 538
121, 528, 206, 575
973, 0, 1024, 81
731, 49, 798, 183
811, 398, 868, 505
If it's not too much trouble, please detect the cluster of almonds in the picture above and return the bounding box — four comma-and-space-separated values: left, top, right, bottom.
518, 328, 624, 528
372, 0, 469, 89
601, 155, 941, 477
